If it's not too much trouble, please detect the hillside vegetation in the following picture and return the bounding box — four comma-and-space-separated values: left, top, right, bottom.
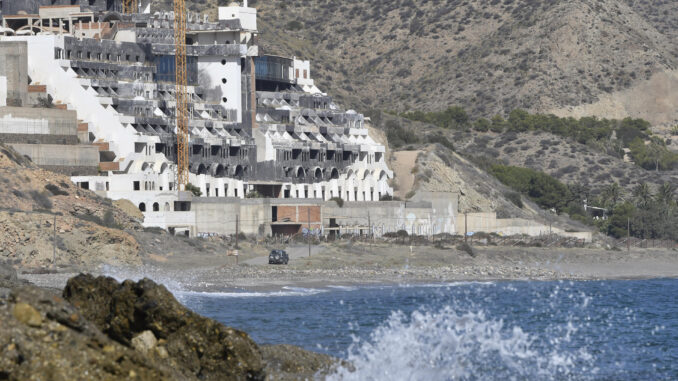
151, 0, 677, 124
248, 0, 677, 124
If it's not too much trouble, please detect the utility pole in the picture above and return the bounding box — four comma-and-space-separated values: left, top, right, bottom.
627, 217, 630, 252
464, 212, 468, 243
52, 214, 57, 270
368, 211, 372, 241
307, 207, 311, 257
235, 214, 239, 249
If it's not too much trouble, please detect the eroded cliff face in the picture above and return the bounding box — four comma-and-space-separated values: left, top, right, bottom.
0, 144, 143, 269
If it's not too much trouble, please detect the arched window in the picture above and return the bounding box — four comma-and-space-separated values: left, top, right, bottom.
139, 203, 146, 212
152, 202, 159, 212
164, 202, 171, 211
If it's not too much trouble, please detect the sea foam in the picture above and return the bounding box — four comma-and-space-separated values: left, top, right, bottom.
328, 305, 592, 381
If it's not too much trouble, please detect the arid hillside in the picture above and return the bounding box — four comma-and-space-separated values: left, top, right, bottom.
150, 0, 678, 125
246, 0, 676, 123
0, 144, 142, 268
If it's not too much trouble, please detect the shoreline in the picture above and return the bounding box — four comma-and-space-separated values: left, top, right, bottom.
19, 264, 678, 295
14, 242, 678, 293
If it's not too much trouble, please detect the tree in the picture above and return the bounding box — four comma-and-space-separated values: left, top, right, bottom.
602, 182, 623, 208
507, 109, 532, 132
490, 115, 506, 133
606, 202, 635, 239
473, 118, 491, 132
185, 183, 202, 197
657, 183, 676, 206
632, 182, 652, 209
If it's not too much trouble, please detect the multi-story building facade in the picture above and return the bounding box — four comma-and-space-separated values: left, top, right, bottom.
0, 0, 393, 225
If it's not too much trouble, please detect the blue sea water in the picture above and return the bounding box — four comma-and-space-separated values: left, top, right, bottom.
178, 279, 678, 380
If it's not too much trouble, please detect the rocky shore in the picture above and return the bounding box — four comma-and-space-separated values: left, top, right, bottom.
0, 264, 339, 381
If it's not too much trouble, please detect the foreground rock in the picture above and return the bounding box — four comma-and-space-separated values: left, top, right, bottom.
261, 344, 342, 381
0, 274, 340, 380
63, 274, 266, 380
0, 285, 183, 380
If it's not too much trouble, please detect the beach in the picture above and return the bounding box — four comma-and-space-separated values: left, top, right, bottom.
20, 241, 678, 292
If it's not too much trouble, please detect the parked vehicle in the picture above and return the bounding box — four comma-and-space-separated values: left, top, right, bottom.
268, 250, 289, 265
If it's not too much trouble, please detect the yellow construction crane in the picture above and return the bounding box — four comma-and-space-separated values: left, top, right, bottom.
120, 0, 190, 191
122, 0, 138, 14
173, 0, 189, 191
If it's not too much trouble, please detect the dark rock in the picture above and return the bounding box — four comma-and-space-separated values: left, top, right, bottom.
0, 262, 28, 289
0, 285, 185, 380
261, 344, 345, 381
0, 262, 18, 282
63, 274, 266, 381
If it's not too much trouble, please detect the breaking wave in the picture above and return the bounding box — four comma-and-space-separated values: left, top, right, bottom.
328, 306, 594, 381
177, 286, 328, 298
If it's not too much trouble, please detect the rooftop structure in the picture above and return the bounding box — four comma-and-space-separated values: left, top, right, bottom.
0, 1, 393, 232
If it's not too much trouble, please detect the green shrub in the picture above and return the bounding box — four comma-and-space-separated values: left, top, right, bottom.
29, 191, 52, 210
504, 191, 523, 208
426, 134, 455, 151
246, 191, 265, 198
45, 184, 68, 196
457, 242, 475, 257
185, 183, 202, 197
285, 20, 303, 31
489, 165, 571, 212
329, 197, 344, 207
401, 106, 469, 129
383, 119, 419, 148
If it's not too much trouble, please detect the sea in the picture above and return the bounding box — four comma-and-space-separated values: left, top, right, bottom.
174, 279, 678, 380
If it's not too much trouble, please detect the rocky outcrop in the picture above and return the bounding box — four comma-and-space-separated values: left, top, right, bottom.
63, 274, 266, 381
0, 285, 184, 380
1, 274, 340, 380
0, 263, 28, 290
261, 344, 342, 381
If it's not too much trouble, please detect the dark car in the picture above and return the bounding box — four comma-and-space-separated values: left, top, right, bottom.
268, 250, 289, 265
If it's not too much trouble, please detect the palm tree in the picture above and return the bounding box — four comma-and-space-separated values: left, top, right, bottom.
656, 183, 676, 206
632, 182, 652, 209
602, 182, 622, 208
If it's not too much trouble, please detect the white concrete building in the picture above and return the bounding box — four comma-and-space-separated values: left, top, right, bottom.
0, 1, 394, 232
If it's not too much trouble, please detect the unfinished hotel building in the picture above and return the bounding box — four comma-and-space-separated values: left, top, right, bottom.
0, 1, 393, 216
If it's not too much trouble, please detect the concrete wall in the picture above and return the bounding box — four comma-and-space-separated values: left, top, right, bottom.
0, 41, 28, 107
9, 143, 99, 174
0, 76, 6, 107
0, 106, 78, 137
324, 195, 455, 237
191, 198, 324, 237
198, 56, 242, 122
458, 212, 593, 241
218, 6, 257, 30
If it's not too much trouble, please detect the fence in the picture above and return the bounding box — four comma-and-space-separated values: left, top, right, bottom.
615, 238, 678, 250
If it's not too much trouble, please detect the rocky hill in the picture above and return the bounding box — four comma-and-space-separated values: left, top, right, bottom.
149, 0, 678, 126
244, 0, 676, 126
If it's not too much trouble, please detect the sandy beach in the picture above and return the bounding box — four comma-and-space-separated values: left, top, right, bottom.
19, 241, 678, 292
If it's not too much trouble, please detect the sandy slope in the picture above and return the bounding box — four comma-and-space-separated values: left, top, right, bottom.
390, 150, 420, 198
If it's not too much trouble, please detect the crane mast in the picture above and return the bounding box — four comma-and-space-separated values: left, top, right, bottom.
173, 0, 189, 191
122, 0, 137, 14
120, 0, 189, 192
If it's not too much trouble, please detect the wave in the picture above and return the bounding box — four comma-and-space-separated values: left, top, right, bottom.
177, 286, 329, 298
328, 306, 594, 381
